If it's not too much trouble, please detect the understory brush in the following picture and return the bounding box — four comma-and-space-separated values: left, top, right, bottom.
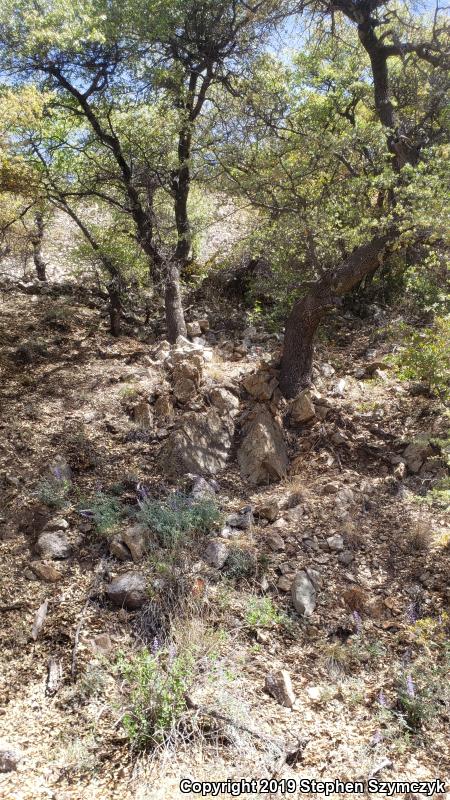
137, 491, 222, 548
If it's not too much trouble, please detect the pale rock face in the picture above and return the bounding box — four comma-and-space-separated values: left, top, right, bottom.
237, 404, 288, 485
106, 572, 148, 609
265, 670, 296, 708
0, 742, 22, 772
186, 321, 202, 338
290, 390, 316, 424
327, 534, 344, 552
160, 408, 234, 476
242, 369, 279, 402
291, 570, 317, 616
403, 441, 433, 474
35, 530, 71, 560
153, 394, 174, 419
208, 386, 240, 417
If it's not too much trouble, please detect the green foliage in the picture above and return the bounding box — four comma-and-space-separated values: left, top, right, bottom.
117, 644, 194, 748
82, 492, 124, 534
394, 317, 450, 399
244, 596, 286, 630
223, 546, 256, 581
137, 492, 222, 548
37, 475, 71, 508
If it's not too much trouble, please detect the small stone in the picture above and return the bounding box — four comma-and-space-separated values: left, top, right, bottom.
327, 534, 344, 552
291, 390, 315, 424
339, 550, 354, 566
266, 531, 285, 551
106, 572, 148, 610
44, 517, 69, 531
0, 742, 22, 772
265, 670, 296, 708
291, 571, 317, 616
204, 540, 229, 569
91, 633, 113, 655
256, 503, 279, 523
186, 321, 202, 338
29, 561, 62, 583
198, 319, 210, 333
306, 685, 322, 702
272, 518, 287, 529
190, 476, 217, 500
277, 576, 292, 592
110, 537, 132, 561
286, 505, 304, 523
121, 525, 146, 563
35, 530, 71, 560
330, 378, 346, 396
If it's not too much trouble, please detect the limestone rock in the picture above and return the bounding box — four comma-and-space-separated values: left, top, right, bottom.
0, 742, 22, 772
122, 526, 147, 563
204, 540, 229, 569
242, 369, 278, 401
160, 408, 234, 476
403, 441, 433, 474
238, 405, 288, 485
256, 502, 279, 523
29, 561, 62, 583
110, 537, 131, 561
339, 550, 354, 565
291, 390, 315, 424
226, 506, 254, 530
106, 572, 148, 610
265, 670, 295, 708
35, 530, 71, 560
291, 570, 316, 616
190, 476, 218, 500
327, 534, 344, 552
45, 517, 69, 531
209, 387, 240, 417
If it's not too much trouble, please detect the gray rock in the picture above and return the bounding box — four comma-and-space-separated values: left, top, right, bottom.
190, 476, 218, 500
106, 572, 148, 610
291, 570, 317, 616
265, 670, 295, 708
403, 441, 433, 474
237, 404, 288, 485
0, 742, 22, 772
204, 540, 229, 569
226, 506, 254, 530
242, 370, 278, 401
159, 408, 234, 477
339, 550, 355, 565
35, 530, 71, 560
209, 387, 240, 417
265, 531, 285, 551
186, 321, 202, 338
327, 534, 344, 552
45, 517, 69, 531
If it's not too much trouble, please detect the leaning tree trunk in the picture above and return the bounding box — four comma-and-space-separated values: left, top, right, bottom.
32, 212, 47, 281
279, 232, 393, 398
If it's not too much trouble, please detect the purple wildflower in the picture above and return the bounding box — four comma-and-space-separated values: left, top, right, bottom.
378, 690, 387, 707
53, 466, 62, 480
371, 729, 383, 745
406, 674, 415, 698
151, 636, 160, 656
353, 610, 363, 634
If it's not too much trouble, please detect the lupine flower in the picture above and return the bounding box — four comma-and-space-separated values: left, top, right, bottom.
353, 610, 362, 634
53, 466, 62, 480
151, 636, 160, 656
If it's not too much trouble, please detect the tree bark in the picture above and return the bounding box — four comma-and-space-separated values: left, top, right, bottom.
107, 280, 122, 337
165, 262, 187, 342
279, 232, 392, 398
32, 212, 47, 281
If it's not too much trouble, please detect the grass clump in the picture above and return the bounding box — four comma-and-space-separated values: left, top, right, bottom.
223, 546, 256, 581
137, 491, 222, 548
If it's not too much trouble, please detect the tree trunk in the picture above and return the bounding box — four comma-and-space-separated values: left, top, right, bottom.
32, 212, 47, 281
165, 262, 187, 343
280, 232, 392, 398
107, 280, 122, 337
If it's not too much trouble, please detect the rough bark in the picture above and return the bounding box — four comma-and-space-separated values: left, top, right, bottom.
280, 232, 392, 398
165, 262, 187, 342
31, 212, 47, 281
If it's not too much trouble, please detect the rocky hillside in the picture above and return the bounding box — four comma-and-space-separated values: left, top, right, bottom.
0, 286, 449, 800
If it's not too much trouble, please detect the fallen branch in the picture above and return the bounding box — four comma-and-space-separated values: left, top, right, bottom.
0, 601, 29, 612
31, 598, 49, 640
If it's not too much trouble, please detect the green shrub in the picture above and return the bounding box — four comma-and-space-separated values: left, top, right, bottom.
81, 492, 124, 534
395, 316, 450, 399
117, 644, 194, 748
223, 546, 256, 581
245, 597, 286, 630
37, 475, 71, 508
137, 492, 222, 548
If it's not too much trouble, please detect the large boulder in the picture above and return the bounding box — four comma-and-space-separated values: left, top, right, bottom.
159, 408, 234, 477
106, 572, 148, 610
0, 742, 22, 772
237, 405, 288, 485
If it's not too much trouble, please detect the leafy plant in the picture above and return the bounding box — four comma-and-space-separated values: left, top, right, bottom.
394, 316, 450, 399
137, 491, 221, 548
223, 547, 256, 581
244, 597, 286, 630
36, 475, 71, 508
117, 643, 194, 748
80, 492, 124, 534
